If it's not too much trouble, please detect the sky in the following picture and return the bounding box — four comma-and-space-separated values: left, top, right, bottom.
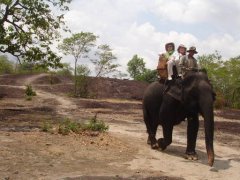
62, 0, 240, 74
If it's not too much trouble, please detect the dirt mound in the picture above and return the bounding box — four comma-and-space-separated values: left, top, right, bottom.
215, 109, 240, 120
0, 74, 148, 100
0, 74, 31, 85
87, 77, 148, 100
0, 86, 25, 98
32, 74, 73, 85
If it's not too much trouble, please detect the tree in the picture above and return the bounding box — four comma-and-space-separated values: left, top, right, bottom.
58, 32, 98, 95
127, 54, 157, 83
198, 52, 240, 109
91, 44, 120, 77
0, 0, 71, 68
55, 63, 73, 76
15, 61, 49, 73
76, 64, 90, 97
127, 55, 146, 79
0, 55, 14, 74
136, 69, 158, 83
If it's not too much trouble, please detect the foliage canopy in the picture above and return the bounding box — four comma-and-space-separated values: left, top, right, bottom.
0, 0, 71, 68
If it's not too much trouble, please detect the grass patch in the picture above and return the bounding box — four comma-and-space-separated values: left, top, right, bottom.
41, 121, 54, 133
58, 115, 108, 135
58, 119, 81, 135
82, 115, 109, 132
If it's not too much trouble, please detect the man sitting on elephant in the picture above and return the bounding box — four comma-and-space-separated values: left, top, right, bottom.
179, 46, 200, 77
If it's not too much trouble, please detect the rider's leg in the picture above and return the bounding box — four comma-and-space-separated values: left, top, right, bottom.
167, 60, 175, 80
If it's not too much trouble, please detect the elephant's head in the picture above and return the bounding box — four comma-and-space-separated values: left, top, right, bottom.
182, 72, 215, 166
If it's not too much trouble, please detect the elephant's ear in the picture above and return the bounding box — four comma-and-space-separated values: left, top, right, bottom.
182, 79, 198, 102
167, 83, 182, 101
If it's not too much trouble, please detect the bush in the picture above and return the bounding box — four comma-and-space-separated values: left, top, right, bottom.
16, 62, 49, 74
25, 84, 37, 97
58, 119, 81, 135
41, 121, 53, 132
58, 116, 108, 135
83, 115, 109, 132
214, 91, 226, 109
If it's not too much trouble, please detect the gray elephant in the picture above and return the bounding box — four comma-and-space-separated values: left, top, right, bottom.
143, 72, 215, 166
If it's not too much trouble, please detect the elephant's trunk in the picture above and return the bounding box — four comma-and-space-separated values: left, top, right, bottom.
199, 93, 214, 166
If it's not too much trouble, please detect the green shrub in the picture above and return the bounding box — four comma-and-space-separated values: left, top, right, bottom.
25, 84, 37, 96
83, 115, 109, 132
214, 92, 225, 109
41, 121, 53, 132
58, 119, 81, 135
58, 116, 108, 135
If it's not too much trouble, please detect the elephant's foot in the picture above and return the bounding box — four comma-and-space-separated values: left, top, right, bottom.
147, 136, 159, 149
157, 138, 167, 151
185, 151, 198, 160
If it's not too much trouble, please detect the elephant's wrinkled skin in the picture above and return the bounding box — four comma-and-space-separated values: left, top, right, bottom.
143, 72, 215, 166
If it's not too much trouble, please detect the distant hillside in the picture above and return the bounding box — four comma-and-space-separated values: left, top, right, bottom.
0, 74, 149, 100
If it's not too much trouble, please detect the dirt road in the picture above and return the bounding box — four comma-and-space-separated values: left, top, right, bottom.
0, 74, 239, 180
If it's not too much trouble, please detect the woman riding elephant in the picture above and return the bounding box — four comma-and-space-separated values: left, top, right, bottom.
157, 42, 178, 81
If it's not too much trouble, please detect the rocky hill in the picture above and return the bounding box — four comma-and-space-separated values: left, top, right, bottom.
0, 73, 149, 100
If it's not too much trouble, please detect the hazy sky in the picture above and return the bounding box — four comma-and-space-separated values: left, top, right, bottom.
63, 0, 240, 72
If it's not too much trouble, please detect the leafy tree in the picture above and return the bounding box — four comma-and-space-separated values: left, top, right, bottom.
55, 63, 73, 76
58, 32, 98, 95
198, 52, 240, 108
91, 44, 120, 77
127, 54, 157, 83
76, 64, 90, 98
0, 0, 71, 68
223, 57, 240, 108
0, 55, 14, 74
16, 61, 49, 73
136, 69, 158, 83
127, 55, 146, 79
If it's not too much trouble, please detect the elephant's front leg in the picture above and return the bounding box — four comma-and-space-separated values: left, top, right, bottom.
185, 115, 199, 160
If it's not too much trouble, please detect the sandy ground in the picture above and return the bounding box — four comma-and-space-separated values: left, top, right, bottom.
0, 74, 239, 180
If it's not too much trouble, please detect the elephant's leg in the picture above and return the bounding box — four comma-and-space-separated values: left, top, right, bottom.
158, 122, 173, 151
157, 95, 175, 150
146, 122, 159, 149
143, 109, 159, 149
185, 115, 199, 160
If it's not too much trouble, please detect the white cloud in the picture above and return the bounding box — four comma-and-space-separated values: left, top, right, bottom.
199, 34, 240, 59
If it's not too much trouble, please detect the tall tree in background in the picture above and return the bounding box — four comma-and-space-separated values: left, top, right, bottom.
127, 55, 146, 79
198, 52, 240, 108
0, 55, 14, 74
58, 32, 98, 95
127, 54, 157, 82
91, 44, 120, 77
76, 64, 90, 97
0, 0, 71, 68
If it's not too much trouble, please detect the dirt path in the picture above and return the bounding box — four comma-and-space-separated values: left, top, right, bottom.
109, 120, 240, 180
24, 74, 78, 117
0, 74, 239, 179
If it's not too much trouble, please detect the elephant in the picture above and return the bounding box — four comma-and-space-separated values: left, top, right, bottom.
142, 71, 215, 166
